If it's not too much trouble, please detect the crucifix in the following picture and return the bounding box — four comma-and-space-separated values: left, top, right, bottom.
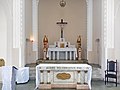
56, 19, 67, 39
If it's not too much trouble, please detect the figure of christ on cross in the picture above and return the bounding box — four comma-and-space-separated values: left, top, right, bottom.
56, 19, 67, 39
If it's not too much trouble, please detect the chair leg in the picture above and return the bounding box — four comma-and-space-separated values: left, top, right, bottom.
105, 77, 106, 85
107, 77, 108, 84
116, 78, 117, 87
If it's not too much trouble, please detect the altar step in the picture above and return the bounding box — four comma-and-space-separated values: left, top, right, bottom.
36, 59, 88, 64
26, 63, 103, 81
92, 67, 103, 80
38, 60, 81, 64
25, 63, 36, 80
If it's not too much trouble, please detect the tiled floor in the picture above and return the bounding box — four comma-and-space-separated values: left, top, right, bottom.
0, 80, 120, 90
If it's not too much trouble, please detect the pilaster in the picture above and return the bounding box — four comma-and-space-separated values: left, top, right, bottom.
32, 0, 39, 59
86, 0, 93, 59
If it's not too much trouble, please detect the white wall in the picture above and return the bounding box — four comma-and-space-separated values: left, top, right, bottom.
0, 7, 7, 62
88, 0, 102, 64
114, 0, 120, 83
115, 0, 120, 60
0, 6, 7, 82
25, 0, 36, 64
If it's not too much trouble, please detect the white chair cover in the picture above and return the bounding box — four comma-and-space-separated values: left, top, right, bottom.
16, 67, 29, 84
2, 66, 17, 90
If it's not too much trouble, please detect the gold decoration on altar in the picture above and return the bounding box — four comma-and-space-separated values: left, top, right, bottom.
56, 73, 71, 80
43, 35, 48, 60
60, 43, 64, 48
43, 35, 48, 43
77, 35, 82, 60
43, 35, 48, 49
77, 35, 81, 48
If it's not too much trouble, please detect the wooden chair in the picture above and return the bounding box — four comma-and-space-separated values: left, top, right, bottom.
105, 59, 117, 86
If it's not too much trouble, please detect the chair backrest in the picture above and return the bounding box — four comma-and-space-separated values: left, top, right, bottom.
107, 59, 117, 72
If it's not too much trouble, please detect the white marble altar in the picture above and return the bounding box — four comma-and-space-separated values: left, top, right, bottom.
47, 47, 77, 60
36, 64, 92, 89
47, 38, 77, 60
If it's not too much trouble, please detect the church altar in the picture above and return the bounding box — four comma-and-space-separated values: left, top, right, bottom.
36, 64, 92, 89
40, 18, 87, 89
43, 19, 82, 60
47, 47, 77, 60
46, 38, 78, 60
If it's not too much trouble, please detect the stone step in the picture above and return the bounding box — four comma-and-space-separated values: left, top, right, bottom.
92, 67, 102, 80
25, 64, 36, 80
29, 67, 36, 80
36, 59, 88, 64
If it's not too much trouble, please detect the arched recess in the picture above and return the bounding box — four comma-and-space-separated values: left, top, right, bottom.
0, 6, 7, 65
32, 0, 93, 60
0, 0, 13, 66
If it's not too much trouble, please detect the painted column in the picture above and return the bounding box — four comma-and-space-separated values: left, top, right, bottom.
73, 51, 76, 60
47, 71, 51, 84
49, 51, 51, 60
80, 71, 84, 84
40, 71, 44, 84
53, 51, 55, 60
65, 51, 68, 60
57, 51, 59, 60
84, 70, 88, 84
77, 71, 81, 84
70, 51, 72, 60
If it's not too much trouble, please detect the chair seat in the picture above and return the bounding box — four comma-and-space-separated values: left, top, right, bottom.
105, 74, 117, 78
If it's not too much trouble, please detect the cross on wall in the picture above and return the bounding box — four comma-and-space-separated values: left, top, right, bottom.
56, 19, 68, 38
